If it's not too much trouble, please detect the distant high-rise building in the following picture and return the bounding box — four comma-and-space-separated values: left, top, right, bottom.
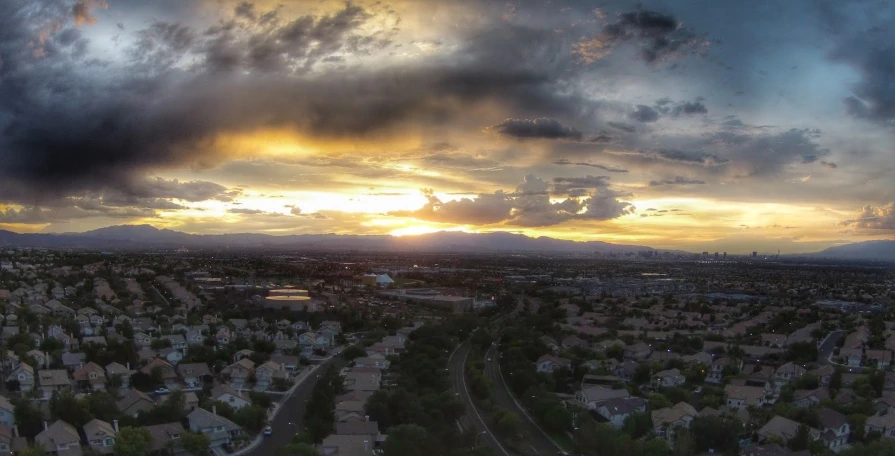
752, 251, 757, 258
723, 252, 727, 260
702, 251, 708, 258
713, 252, 719, 260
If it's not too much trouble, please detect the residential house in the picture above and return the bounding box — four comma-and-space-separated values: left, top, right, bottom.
82, 419, 117, 454
653, 368, 686, 388
186, 407, 242, 449
117, 389, 155, 417
624, 342, 652, 361
561, 335, 587, 350
133, 332, 152, 350
160, 348, 184, 366
177, 363, 212, 387
105, 362, 134, 388
334, 421, 385, 444
0, 395, 14, 428
535, 355, 571, 373
793, 388, 830, 408
318, 434, 373, 456
681, 352, 713, 366
840, 348, 863, 367
866, 350, 892, 369
613, 360, 640, 383
185, 330, 204, 345
61, 353, 87, 371
652, 402, 698, 442
72, 362, 107, 391
161, 334, 188, 352
271, 355, 299, 372
254, 361, 285, 390
865, 410, 895, 438
7, 363, 34, 392
343, 371, 381, 392
775, 362, 807, 384
38, 369, 71, 399
761, 333, 788, 348
35, 420, 81, 456
706, 357, 740, 384
0, 423, 26, 455
353, 356, 390, 370
141, 358, 178, 388
145, 422, 186, 455
221, 359, 255, 389
758, 416, 811, 443
210, 385, 251, 410
817, 408, 850, 451
809, 365, 835, 387
596, 397, 648, 429
725, 385, 768, 410
539, 336, 560, 352
575, 386, 630, 410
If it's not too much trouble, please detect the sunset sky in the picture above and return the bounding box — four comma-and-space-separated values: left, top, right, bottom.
1, 0, 894, 253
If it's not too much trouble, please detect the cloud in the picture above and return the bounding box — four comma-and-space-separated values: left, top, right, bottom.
842, 202, 895, 230
672, 100, 708, 116
72, 0, 107, 26
574, 9, 707, 64
646, 149, 730, 166
648, 176, 706, 186
0, 2, 589, 198
831, 31, 895, 125
487, 118, 583, 141
290, 206, 303, 216
629, 105, 659, 123
821, 161, 838, 169
390, 174, 632, 227
552, 159, 628, 173
227, 208, 265, 215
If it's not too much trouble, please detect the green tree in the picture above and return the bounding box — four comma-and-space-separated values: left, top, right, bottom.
341, 345, 367, 361
49, 391, 93, 428
18, 447, 47, 456
13, 398, 44, 439
787, 424, 811, 452
491, 408, 521, 437
234, 405, 268, 432
381, 424, 429, 456
181, 430, 211, 456
114, 427, 152, 456
689, 416, 739, 453
674, 427, 695, 456
623, 412, 654, 439
277, 443, 318, 456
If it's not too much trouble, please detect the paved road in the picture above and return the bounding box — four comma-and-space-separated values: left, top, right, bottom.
484, 345, 561, 456
448, 342, 511, 456
244, 356, 342, 456
818, 330, 845, 365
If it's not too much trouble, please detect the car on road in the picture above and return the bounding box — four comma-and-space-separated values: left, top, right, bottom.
264, 426, 272, 436
154, 388, 170, 395
486, 358, 491, 361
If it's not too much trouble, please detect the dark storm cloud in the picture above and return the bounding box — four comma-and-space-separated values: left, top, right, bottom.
672, 100, 708, 116
650, 149, 729, 166
552, 159, 628, 173
830, 27, 895, 125
0, 1, 589, 198
821, 161, 838, 169
607, 122, 636, 133
575, 9, 707, 65
488, 118, 583, 141
648, 176, 706, 186
629, 105, 660, 122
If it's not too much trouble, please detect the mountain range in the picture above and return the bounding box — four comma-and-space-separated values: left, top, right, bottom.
0, 225, 892, 260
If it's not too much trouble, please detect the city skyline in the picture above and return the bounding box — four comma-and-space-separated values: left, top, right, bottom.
2, 0, 895, 253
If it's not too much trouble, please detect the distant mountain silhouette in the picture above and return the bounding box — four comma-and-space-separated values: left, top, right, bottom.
0, 224, 666, 253
812, 240, 895, 261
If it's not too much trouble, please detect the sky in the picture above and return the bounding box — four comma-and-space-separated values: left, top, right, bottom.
1, 0, 894, 253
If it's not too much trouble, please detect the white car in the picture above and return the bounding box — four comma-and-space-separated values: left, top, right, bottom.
154, 388, 170, 395
264, 426, 272, 436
